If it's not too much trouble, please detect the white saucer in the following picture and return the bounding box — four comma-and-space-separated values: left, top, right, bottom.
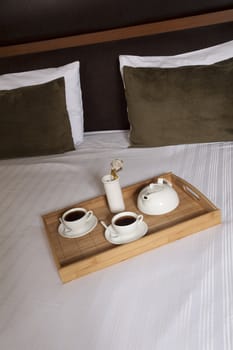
58, 215, 98, 238
105, 221, 148, 245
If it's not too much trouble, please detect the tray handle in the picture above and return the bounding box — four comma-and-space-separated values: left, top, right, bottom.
172, 173, 219, 211
182, 185, 200, 201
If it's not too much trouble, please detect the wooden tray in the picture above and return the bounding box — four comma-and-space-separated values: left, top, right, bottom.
42, 172, 221, 283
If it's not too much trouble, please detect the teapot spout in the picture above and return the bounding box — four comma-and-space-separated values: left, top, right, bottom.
142, 194, 150, 200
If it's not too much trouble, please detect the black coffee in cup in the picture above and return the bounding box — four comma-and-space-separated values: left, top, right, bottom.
64, 210, 85, 222
114, 216, 136, 226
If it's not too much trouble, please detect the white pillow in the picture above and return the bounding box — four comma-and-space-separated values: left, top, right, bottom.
0, 61, 83, 145
119, 40, 233, 73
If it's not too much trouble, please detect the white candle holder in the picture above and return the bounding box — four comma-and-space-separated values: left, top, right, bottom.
102, 174, 125, 213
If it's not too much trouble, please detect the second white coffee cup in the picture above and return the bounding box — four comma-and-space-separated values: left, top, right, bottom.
111, 211, 143, 237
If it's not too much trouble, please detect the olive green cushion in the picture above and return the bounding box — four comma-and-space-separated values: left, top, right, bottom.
0, 78, 75, 158
123, 58, 233, 147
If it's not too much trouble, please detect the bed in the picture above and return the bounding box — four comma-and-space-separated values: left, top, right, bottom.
0, 4, 233, 350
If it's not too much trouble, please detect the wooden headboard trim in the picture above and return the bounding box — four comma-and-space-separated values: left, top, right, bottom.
0, 9, 233, 58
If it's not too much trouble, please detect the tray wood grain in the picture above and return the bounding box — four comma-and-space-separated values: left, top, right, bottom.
42, 172, 221, 283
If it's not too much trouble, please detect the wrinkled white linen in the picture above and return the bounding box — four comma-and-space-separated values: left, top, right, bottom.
0, 131, 232, 350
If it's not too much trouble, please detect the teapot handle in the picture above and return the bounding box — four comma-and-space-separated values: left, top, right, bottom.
157, 177, 172, 187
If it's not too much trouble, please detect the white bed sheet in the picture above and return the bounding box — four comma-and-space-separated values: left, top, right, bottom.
0, 131, 233, 350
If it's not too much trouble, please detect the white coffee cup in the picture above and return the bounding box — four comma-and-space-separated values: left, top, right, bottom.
111, 211, 143, 237
61, 208, 93, 234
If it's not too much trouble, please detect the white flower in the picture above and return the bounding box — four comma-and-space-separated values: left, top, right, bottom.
110, 159, 123, 179
111, 159, 123, 172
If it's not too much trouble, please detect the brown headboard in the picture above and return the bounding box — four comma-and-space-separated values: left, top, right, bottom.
0, 3, 233, 131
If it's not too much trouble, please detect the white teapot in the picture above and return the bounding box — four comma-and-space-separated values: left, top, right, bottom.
137, 177, 179, 215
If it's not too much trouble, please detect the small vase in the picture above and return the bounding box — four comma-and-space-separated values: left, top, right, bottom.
102, 174, 125, 213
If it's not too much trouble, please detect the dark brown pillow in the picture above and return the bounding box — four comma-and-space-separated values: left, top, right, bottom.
0, 78, 75, 158
123, 58, 233, 147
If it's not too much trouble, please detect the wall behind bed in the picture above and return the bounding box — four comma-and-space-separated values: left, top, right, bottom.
0, 1, 233, 132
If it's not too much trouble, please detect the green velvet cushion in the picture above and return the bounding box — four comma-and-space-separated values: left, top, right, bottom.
123, 58, 233, 147
0, 78, 75, 159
